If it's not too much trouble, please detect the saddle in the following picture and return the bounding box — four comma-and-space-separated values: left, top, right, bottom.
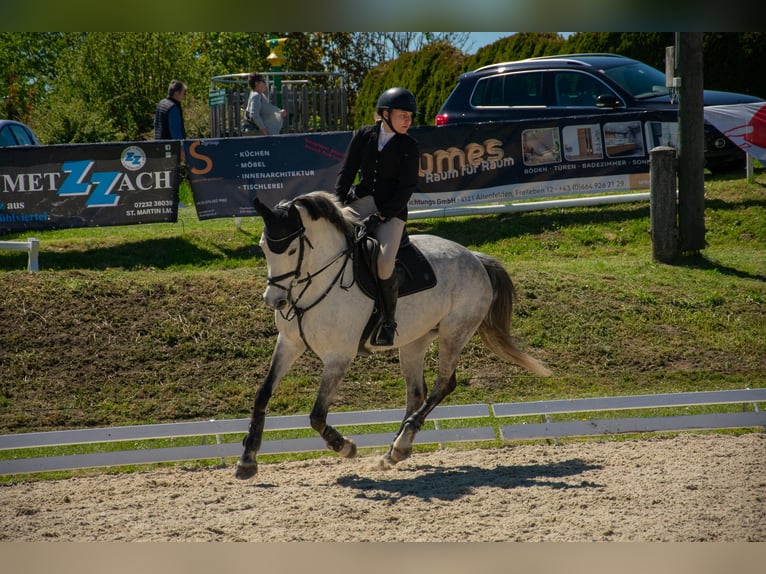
353, 227, 437, 352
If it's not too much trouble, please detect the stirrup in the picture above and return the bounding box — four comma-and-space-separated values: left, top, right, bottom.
372, 322, 397, 346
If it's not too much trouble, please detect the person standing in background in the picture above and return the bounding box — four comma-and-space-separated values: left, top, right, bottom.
154, 79, 187, 139
244, 72, 286, 135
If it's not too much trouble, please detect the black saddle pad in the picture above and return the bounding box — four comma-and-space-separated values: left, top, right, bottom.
354, 232, 437, 300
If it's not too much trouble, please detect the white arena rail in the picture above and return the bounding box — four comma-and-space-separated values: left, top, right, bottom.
0, 237, 39, 271
0, 389, 763, 476
494, 388, 766, 441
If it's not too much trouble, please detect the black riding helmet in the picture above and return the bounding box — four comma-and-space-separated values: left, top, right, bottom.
376, 87, 417, 133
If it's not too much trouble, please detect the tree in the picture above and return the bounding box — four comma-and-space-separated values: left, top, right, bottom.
563, 32, 672, 70
13, 32, 762, 144
561, 32, 766, 99
470, 32, 566, 69
0, 32, 71, 123
31, 32, 211, 143
703, 33, 766, 99
280, 33, 470, 126
190, 32, 272, 78
354, 42, 466, 128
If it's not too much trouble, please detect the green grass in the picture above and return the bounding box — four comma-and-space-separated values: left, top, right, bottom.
1, 172, 765, 480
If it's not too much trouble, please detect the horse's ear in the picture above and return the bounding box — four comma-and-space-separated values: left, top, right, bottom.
252, 194, 267, 213
253, 195, 276, 226
287, 202, 304, 228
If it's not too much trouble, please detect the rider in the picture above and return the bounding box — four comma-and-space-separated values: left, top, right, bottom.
335, 87, 420, 346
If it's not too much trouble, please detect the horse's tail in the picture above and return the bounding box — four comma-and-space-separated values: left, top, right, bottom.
474, 252, 552, 377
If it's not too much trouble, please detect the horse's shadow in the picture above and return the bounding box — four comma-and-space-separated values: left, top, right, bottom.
336, 458, 603, 502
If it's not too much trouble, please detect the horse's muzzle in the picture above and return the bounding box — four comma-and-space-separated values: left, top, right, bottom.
263, 290, 288, 311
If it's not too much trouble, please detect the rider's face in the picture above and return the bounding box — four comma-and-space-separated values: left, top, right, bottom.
386, 109, 413, 134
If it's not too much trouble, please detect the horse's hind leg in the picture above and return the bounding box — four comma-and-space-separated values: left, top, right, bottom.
309, 355, 357, 458
385, 330, 470, 465
385, 370, 457, 465
236, 334, 305, 480
399, 333, 436, 417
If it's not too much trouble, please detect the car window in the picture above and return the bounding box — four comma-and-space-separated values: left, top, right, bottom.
602, 62, 670, 99
0, 123, 37, 146
554, 72, 614, 107
9, 124, 35, 145
471, 72, 546, 107
0, 125, 17, 146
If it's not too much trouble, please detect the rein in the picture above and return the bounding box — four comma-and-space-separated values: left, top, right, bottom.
266, 228, 355, 349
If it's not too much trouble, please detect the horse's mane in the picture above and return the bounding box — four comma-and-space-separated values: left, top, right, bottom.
290, 191, 356, 243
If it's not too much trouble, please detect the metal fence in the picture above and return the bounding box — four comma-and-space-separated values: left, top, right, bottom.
209, 71, 348, 138
1, 389, 763, 476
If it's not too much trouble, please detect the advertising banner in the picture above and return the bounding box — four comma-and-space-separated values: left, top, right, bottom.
1, 111, 678, 230
410, 110, 678, 210
185, 110, 677, 220
1, 141, 180, 232
704, 102, 766, 164
183, 133, 350, 219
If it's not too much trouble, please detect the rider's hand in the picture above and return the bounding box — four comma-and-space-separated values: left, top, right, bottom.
362, 213, 384, 232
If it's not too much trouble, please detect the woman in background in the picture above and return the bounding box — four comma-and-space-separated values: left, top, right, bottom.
244, 72, 286, 135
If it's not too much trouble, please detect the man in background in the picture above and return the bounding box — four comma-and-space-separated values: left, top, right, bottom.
154, 79, 187, 139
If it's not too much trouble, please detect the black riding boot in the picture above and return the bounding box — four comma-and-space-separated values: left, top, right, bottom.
372, 275, 398, 346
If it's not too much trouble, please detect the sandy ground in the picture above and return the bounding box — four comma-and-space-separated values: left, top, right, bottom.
1, 433, 764, 542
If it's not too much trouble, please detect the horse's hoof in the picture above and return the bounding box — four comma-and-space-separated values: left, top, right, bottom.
389, 446, 411, 464
235, 460, 258, 480
339, 438, 357, 458
390, 432, 413, 463
375, 454, 396, 470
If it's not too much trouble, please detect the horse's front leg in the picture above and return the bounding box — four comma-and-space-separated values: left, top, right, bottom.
236, 333, 305, 480
309, 356, 357, 458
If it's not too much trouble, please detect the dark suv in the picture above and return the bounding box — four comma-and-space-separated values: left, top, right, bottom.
435, 53, 764, 173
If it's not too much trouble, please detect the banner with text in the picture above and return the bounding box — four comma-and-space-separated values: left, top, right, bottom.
410, 109, 677, 210
1, 141, 180, 232
183, 133, 350, 219
185, 110, 677, 220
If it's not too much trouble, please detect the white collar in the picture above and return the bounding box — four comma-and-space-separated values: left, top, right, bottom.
378, 125, 395, 151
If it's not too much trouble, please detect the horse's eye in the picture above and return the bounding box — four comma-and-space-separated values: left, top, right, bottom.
287, 247, 297, 256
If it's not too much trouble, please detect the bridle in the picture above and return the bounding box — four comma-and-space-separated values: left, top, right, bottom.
264, 224, 355, 349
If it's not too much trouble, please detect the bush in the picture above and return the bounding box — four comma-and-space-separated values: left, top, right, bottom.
29, 97, 124, 144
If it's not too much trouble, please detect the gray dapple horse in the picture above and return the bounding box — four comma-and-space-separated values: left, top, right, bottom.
236, 191, 550, 479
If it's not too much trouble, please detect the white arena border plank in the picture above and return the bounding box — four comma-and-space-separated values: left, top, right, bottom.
500, 412, 766, 441
0, 403, 489, 450
0, 404, 492, 475
495, 388, 766, 442
491, 388, 766, 417
1, 391, 764, 476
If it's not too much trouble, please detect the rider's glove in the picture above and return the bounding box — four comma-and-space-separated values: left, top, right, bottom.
362, 213, 384, 233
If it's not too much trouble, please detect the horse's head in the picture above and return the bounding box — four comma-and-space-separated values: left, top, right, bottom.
253, 192, 354, 312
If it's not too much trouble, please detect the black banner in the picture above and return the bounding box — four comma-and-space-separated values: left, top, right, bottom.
0, 141, 180, 232
1, 111, 679, 229
185, 110, 677, 220
183, 133, 350, 219
412, 110, 677, 204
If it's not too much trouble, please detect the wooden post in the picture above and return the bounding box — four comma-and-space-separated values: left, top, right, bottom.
650, 146, 679, 263
677, 32, 706, 254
